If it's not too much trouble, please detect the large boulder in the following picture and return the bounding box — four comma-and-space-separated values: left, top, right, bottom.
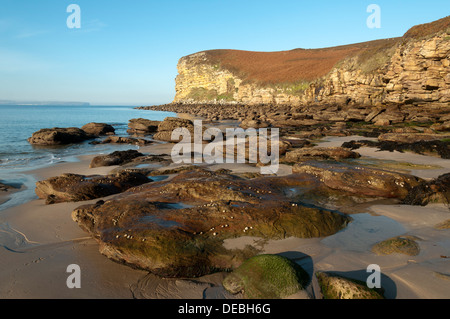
293, 162, 423, 199
71, 169, 351, 277
90, 150, 144, 168
153, 117, 195, 142
28, 127, 96, 145
35, 171, 150, 204
223, 254, 309, 299
284, 147, 360, 163
81, 123, 115, 136
127, 118, 161, 135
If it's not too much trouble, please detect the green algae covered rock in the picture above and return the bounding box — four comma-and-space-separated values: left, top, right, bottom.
223, 254, 309, 299
372, 236, 420, 256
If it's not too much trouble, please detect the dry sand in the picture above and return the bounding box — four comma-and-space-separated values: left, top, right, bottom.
0, 137, 449, 299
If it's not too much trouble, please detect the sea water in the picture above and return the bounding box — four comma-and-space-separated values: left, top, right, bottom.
0, 104, 175, 210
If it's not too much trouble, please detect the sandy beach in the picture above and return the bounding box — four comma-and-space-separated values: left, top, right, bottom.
0, 133, 448, 299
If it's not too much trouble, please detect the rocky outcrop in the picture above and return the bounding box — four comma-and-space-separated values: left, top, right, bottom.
35, 172, 150, 204
303, 32, 450, 107
28, 127, 96, 145
173, 17, 450, 108
153, 117, 195, 142
81, 123, 115, 136
71, 169, 350, 277
127, 118, 160, 135
174, 52, 242, 103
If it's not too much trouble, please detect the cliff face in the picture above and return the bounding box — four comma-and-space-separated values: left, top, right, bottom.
174, 52, 243, 102
174, 52, 307, 105
304, 33, 450, 107
173, 16, 450, 108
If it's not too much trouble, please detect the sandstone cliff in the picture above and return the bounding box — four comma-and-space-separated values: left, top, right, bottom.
173, 16, 450, 108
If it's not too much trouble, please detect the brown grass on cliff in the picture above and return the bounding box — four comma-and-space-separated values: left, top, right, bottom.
197, 16, 449, 85
202, 39, 399, 85
403, 15, 450, 39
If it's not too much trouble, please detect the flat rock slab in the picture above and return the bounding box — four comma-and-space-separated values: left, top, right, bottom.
378, 133, 450, 143
284, 147, 360, 162
90, 136, 152, 146
35, 171, 151, 204
90, 150, 144, 168
71, 169, 351, 278
293, 162, 423, 199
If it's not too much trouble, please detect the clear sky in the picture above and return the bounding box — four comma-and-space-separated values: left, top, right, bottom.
0, 0, 448, 105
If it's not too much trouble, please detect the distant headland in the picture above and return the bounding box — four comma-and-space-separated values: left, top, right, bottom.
0, 100, 90, 106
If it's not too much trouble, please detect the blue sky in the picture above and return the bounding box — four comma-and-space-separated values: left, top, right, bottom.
0, 0, 448, 105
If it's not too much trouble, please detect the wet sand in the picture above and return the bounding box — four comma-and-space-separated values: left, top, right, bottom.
318, 135, 450, 179
0, 146, 237, 299
0, 136, 449, 299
